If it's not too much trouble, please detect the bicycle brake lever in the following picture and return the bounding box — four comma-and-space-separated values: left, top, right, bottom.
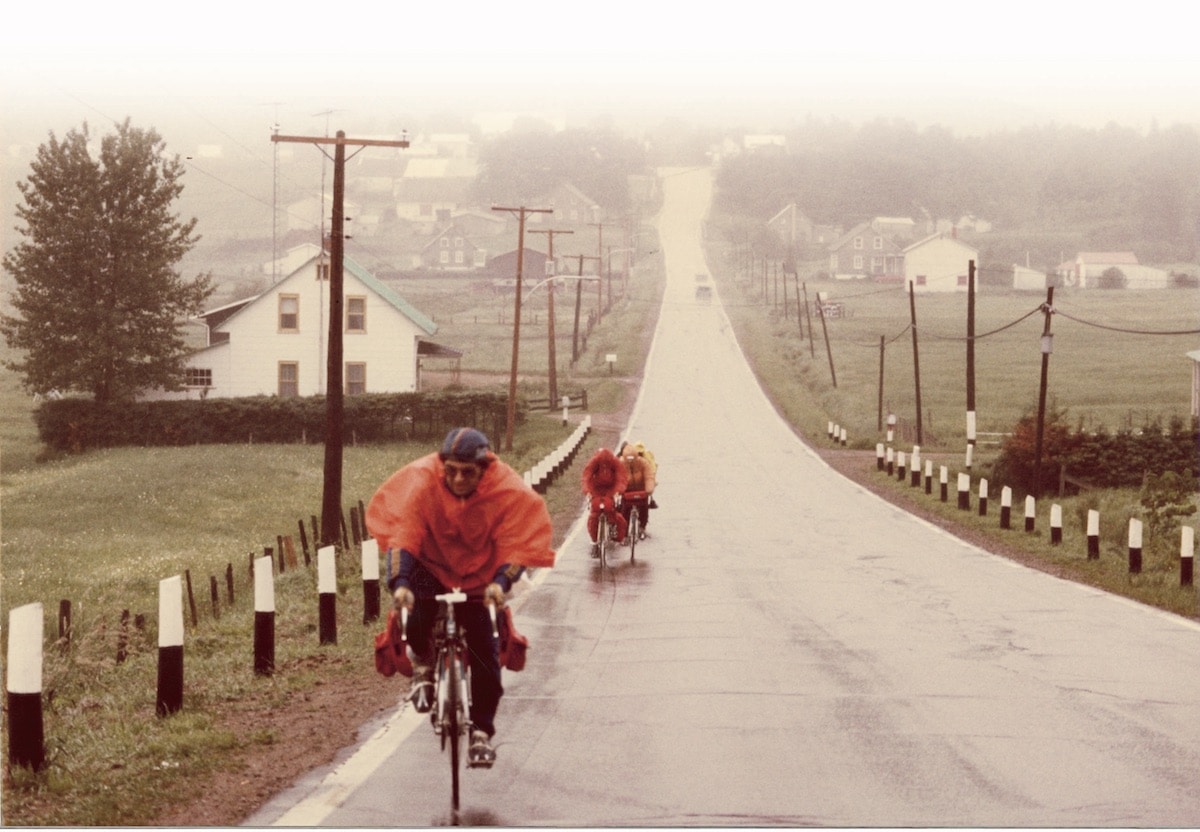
400, 605, 408, 641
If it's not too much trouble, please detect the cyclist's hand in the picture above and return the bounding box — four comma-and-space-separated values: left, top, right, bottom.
484, 582, 507, 610
392, 586, 414, 611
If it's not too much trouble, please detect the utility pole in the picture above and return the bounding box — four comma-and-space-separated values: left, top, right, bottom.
589, 221, 607, 314
529, 229, 573, 407
493, 205, 553, 451
909, 280, 924, 446
272, 129, 409, 549
966, 259, 977, 469
565, 254, 601, 363
1033, 286, 1055, 499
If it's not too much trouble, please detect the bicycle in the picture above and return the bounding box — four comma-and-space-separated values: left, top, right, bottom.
401, 588, 497, 823
595, 498, 612, 570
621, 490, 649, 561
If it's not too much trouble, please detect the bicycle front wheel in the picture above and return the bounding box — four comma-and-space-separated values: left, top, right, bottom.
444, 653, 463, 816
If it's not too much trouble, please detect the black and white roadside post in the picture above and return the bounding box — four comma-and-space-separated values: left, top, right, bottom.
362, 538, 381, 625
1050, 504, 1063, 545
1128, 519, 1143, 574
886, 412, 896, 444
840, 427, 847, 447
1181, 526, 1194, 586
886, 447, 895, 477
939, 466, 949, 502
910, 446, 921, 487
318, 545, 337, 644
876, 443, 885, 471
156, 576, 184, 717
1000, 487, 1013, 529
897, 451, 907, 483
1024, 496, 1037, 533
253, 555, 275, 676
6, 603, 45, 771
1087, 509, 1101, 559
957, 472, 970, 510
827, 421, 834, 440
561, 395, 571, 427
978, 478, 989, 516
924, 459, 933, 494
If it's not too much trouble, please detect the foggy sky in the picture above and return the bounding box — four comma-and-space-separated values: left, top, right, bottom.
3, 0, 1199, 140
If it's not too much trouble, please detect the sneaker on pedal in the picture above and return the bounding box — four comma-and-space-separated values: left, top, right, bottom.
638, 529, 647, 541
468, 730, 496, 768
408, 664, 434, 713
589, 542, 600, 558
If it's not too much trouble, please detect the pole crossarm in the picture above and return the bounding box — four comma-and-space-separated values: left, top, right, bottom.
271, 134, 411, 149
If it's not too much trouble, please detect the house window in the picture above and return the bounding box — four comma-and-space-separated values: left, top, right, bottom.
454, 250, 464, 264
278, 362, 299, 397
853, 255, 863, 270
439, 249, 450, 264
872, 256, 884, 273
916, 275, 927, 286
185, 368, 212, 387
346, 296, 366, 332
441, 238, 450, 247
279, 295, 299, 332
853, 236, 863, 249
316, 262, 329, 281
346, 363, 366, 395
873, 236, 883, 250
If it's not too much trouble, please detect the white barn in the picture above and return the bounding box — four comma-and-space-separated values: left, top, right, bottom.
903, 233, 979, 293
148, 254, 444, 400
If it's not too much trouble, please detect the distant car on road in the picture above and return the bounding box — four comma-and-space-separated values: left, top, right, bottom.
695, 284, 712, 302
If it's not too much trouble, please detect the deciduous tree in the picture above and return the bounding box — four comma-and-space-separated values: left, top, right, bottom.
1, 119, 211, 405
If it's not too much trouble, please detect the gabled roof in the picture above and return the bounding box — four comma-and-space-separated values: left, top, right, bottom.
197, 255, 436, 336
343, 257, 437, 335
828, 221, 873, 251
903, 231, 979, 255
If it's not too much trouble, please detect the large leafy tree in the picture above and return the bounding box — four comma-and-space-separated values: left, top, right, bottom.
1, 119, 211, 405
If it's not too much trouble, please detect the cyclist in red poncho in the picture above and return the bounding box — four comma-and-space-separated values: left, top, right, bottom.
581, 447, 628, 557
367, 427, 555, 768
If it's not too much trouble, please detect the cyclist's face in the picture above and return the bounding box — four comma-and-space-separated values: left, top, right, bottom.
443, 460, 484, 496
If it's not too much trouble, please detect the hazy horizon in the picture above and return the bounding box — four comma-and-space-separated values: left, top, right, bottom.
4, 1, 1200, 146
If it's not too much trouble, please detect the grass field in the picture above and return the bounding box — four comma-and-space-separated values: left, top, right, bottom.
705, 250, 1199, 451
705, 240, 1200, 622
0, 225, 666, 825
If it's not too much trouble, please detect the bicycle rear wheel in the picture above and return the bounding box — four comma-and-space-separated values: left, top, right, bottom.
627, 509, 639, 561
597, 514, 609, 569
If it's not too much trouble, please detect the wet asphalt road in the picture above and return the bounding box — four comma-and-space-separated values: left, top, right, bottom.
247, 167, 1200, 827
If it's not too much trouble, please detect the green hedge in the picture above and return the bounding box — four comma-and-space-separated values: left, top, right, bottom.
35, 391, 521, 451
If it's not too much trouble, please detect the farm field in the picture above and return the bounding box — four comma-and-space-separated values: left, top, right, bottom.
708, 264, 1199, 451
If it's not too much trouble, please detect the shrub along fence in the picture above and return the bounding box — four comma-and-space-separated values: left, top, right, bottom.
34, 390, 520, 451
4, 416, 592, 773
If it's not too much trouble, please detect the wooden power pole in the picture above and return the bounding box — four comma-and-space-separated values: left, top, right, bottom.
271, 130, 409, 548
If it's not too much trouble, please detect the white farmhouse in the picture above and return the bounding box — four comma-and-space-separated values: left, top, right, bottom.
903, 232, 979, 293
149, 253, 445, 400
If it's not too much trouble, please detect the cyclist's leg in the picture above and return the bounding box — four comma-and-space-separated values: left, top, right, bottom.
460, 602, 501, 767
614, 505, 630, 542
404, 564, 445, 711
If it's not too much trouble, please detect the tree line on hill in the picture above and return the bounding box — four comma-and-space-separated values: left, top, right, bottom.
713, 118, 1200, 268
